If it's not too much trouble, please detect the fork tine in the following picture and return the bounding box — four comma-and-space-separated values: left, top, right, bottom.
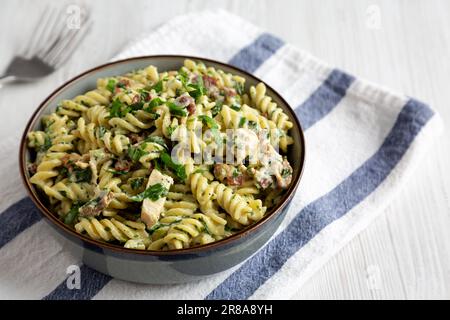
23, 5, 55, 58
47, 10, 92, 67
36, 7, 66, 59
53, 20, 92, 68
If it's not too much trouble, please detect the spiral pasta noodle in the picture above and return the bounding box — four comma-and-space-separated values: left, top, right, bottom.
26, 59, 295, 251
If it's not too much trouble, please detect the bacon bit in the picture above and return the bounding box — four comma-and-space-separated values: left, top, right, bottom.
258, 178, 272, 189
114, 79, 130, 94
28, 163, 37, 175
224, 87, 237, 97
129, 133, 144, 144
187, 102, 196, 115
203, 75, 217, 89
131, 94, 140, 104
144, 92, 153, 102
114, 159, 132, 172
119, 79, 130, 87
227, 175, 243, 186
176, 94, 194, 107
61, 154, 70, 166
61, 153, 81, 173
213, 164, 244, 186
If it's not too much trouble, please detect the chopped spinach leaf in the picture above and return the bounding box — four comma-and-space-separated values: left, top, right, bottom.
230, 104, 241, 111
198, 115, 219, 129
107, 169, 129, 175
109, 99, 126, 118
70, 167, 92, 183
144, 97, 165, 112
64, 203, 82, 225
106, 79, 117, 93
38, 135, 52, 152
234, 82, 245, 95
130, 177, 144, 190
166, 102, 188, 117
166, 124, 177, 137
281, 168, 292, 178
239, 117, 247, 128
129, 183, 168, 202
127, 144, 149, 162
160, 152, 187, 182
187, 75, 206, 99
211, 98, 224, 117
152, 80, 163, 93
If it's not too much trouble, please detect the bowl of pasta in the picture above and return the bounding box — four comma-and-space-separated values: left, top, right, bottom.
20, 56, 305, 284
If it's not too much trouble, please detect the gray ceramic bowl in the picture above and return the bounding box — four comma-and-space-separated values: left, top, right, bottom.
20, 55, 305, 284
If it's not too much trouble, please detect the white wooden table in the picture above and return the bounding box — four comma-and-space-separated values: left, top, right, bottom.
1, 0, 449, 299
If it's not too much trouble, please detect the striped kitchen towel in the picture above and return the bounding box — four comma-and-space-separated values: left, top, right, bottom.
0, 9, 443, 299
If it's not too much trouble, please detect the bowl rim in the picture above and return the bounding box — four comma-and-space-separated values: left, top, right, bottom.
19, 54, 306, 256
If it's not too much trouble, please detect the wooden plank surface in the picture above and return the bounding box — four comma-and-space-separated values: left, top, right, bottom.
0, 0, 449, 299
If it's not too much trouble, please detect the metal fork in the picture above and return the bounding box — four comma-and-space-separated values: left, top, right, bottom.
0, 6, 92, 84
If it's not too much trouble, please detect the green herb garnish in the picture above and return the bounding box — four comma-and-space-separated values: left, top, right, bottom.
178, 69, 189, 86
238, 117, 247, 128
281, 168, 292, 178
152, 80, 163, 93
64, 203, 82, 225
129, 183, 168, 202
230, 104, 241, 111
106, 79, 117, 93
211, 98, 224, 117
38, 135, 52, 152
198, 115, 222, 147
127, 144, 149, 162
107, 169, 129, 175
139, 89, 151, 102
248, 120, 258, 130
166, 102, 188, 117
198, 115, 219, 129
148, 218, 182, 235
234, 82, 244, 95
160, 152, 187, 182
109, 99, 130, 118
166, 124, 177, 138
70, 167, 92, 183
187, 75, 206, 99
130, 177, 144, 190
144, 97, 165, 112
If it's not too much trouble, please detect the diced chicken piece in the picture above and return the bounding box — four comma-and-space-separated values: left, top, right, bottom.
141, 169, 173, 228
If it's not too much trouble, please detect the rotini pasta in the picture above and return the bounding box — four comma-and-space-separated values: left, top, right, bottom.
26, 59, 294, 251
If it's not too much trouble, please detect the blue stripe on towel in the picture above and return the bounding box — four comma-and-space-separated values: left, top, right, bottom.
205, 99, 434, 300
229, 33, 284, 72
0, 198, 42, 249
295, 69, 355, 130
42, 265, 112, 300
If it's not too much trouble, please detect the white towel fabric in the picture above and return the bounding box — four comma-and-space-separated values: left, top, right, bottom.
0, 10, 443, 300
